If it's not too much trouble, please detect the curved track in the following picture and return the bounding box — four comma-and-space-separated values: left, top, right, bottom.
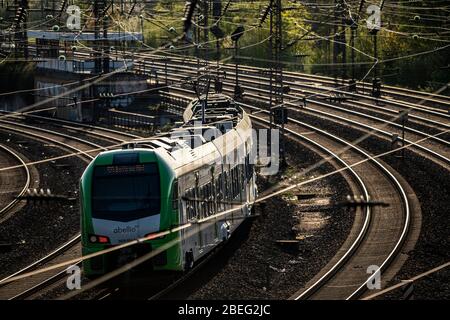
250, 113, 411, 299
141, 58, 447, 299
0, 119, 138, 299
1, 51, 446, 299
0, 144, 31, 222
143, 56, 450, 136
97, 103, 372, 301
161, 89, 415, 299
149, 61, 450, 169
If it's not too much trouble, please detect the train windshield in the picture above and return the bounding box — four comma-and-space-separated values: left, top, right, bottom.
92, 163, 160, 222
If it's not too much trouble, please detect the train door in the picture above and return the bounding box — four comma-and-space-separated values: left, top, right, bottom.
194, 171, 203, 255
212, 166, 219, 242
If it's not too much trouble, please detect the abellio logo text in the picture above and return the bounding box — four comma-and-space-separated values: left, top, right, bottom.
113, 225, 139, 234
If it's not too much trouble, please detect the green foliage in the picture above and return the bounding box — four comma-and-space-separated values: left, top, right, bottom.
1, 0, 447, 91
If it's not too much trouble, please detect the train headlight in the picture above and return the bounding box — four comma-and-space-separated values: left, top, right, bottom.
89, 234, 110, 244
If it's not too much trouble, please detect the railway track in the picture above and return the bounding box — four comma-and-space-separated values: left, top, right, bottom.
50, 50, 449, 161
144, 51, 448, 109
1, 92, 381, 301
0, 92, 436, 300
0, 110, 140, 144
0, 144, 31, 222
38, 45, 449, 110
91, 230, 254, 301
53, 48, 450, 119
140, 56, 450, 135
2, 50, 447, 299
0, 118, 140, 299
145, 62, 450, 169
110, 57, 449, 298
92, 108, 371, 301
250, 115, 412, 300
156, 89, 416, 299
134, 54, 449, 114
106, 89, 418, 299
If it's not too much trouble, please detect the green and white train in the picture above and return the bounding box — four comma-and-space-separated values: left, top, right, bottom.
80, 94, 257, 276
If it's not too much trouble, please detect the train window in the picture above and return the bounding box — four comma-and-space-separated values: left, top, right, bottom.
207, 183, 212, 216
204, 185, 208, 217
232, 167, 238, 198
215, 174, 222, 210
239, 166, 243, 193
235, 167, 239, 196
245, 155, 250, 180
237, 167, 240, 195
194, 188, 198, 218
184, 189, 190, 218
238, 167, 241, 194
199, 186, 204, 218
190, 188, 198, 219
205, 185, 209, 217
216, 173, 222, 196
206, 189, 209, 217
92, 163, 160, 222
229, 170, 233, 199
232, 168, 236, 198
188, 205, 195, 221
203, 185, 207, 218
240, 165, 245, 190
224, 172, 228, 199
210, 184, 216, 215
172, 180, 179, 210
208, 182, 213, 215
230, 168, 234, 198
229, 170, 233, 198
203, 185, 207, 217
189, 188, 196, 219
205, 184, 209, 216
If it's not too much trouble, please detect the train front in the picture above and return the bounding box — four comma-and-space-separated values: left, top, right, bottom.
79, 148, 181, 277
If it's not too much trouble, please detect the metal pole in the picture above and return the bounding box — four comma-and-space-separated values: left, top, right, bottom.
333, 0, 338, 86
94, 0, 101, 74
402, 118, 405, 159
372, 30, 380, 102
195, 14, 200, 78
340, 1, 347, 85
373, 33, 378, 80
213, 0, 221, 78
203, 0, 208, 62
351, 25, 356, 88
275, 0, 285, 167
22, 0, 28, 59
268, 0, 273, 129
234, 41, 238, 98
103, 6, 110, 74
140, 16, 144, 43
216, 39, 220, 79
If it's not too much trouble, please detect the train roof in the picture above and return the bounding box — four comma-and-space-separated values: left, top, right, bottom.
106, 94, 252, 173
